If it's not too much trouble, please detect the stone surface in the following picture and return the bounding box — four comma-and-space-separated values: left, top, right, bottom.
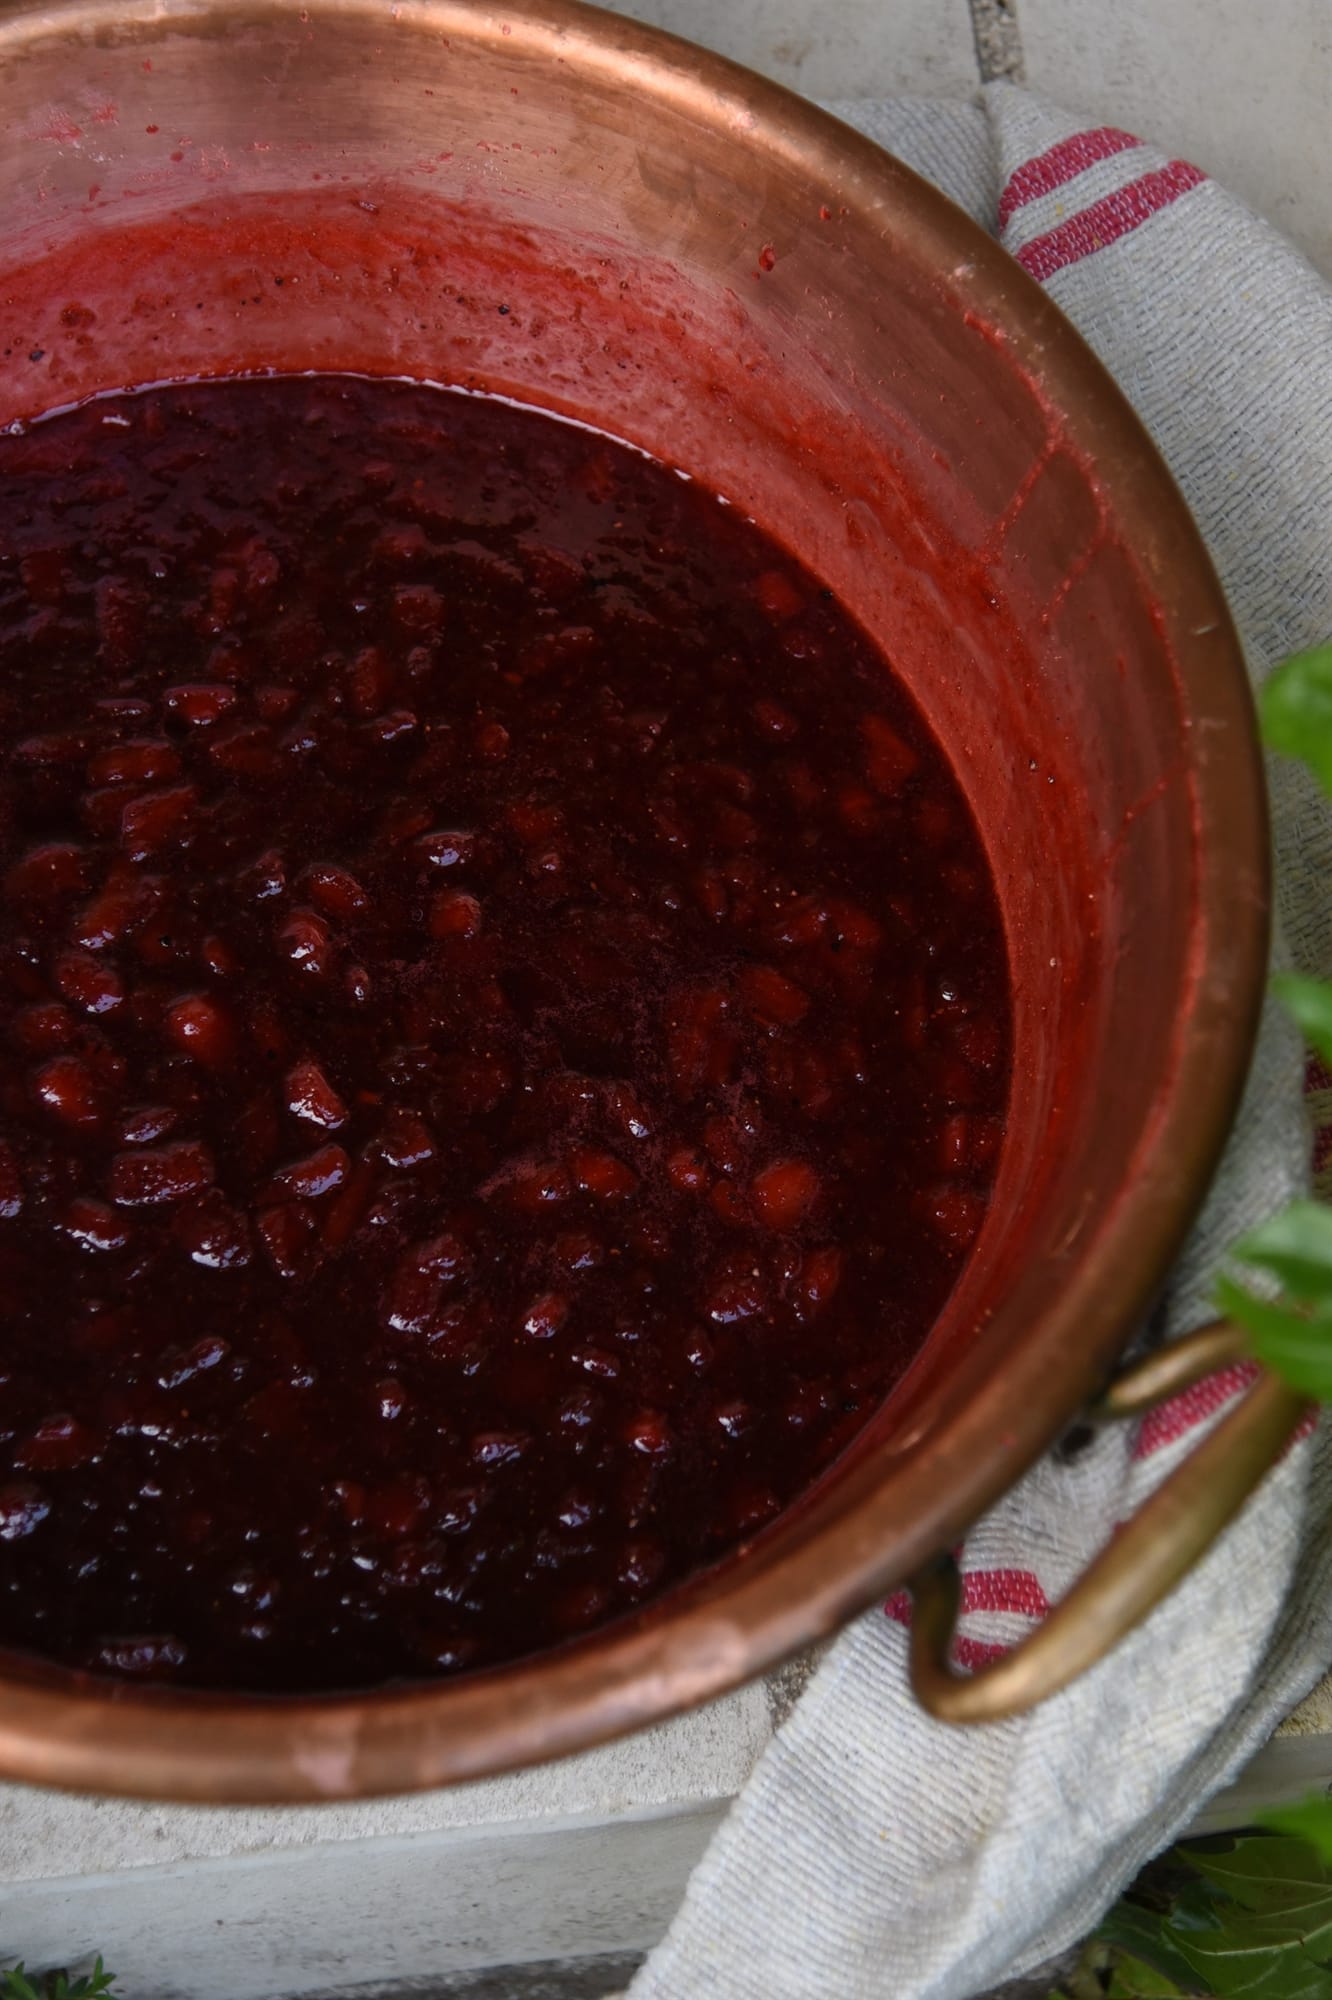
329, 1956, 642, 2000
0, 1692, 768, 1996
0, 1804, 721, 2000
597, 0, 978, 100
968, 0, 1026, 83
0, 1687, 770, 1882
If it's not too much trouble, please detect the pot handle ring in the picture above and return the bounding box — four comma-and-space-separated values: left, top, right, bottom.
907, 1321, 1312, 1723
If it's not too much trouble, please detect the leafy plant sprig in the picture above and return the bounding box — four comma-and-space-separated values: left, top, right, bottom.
0, 1958, 117, 2000
1055, 1832, 1332, 1998
1213, 640, 1332, 1882
1221, 642, 1332, 1404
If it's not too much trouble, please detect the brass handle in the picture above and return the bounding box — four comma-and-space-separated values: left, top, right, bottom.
908, 1322, 1312, 1724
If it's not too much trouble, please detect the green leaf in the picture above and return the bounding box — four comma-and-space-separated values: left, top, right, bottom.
1272, 973, 1332, 1070
1093, 1832, 1332, 2000
1100, 1899, 1209, 1991
1159, 1837, 1332, 1997
1168, 1907, 1332, 1998
1106, 1948, 1194, 1996
1163, 1873, 1232, 1935
1232, 1201, 1332, 1302
1215, 1276, 1332, 1399
1, 1971, 45, 2000
1259, 1800, 1332, 1864
0, 1964, 116, 2000
1262, 643, 1332, 795
1188, 1834, 1332, 1913
59, 1966, 115, 2000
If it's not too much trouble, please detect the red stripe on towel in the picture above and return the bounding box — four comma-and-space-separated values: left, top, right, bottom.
998, 126, 1142, 227
1017, 161, 1206, 282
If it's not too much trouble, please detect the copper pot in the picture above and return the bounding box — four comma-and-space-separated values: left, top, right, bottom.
0, 0, 1289, 1802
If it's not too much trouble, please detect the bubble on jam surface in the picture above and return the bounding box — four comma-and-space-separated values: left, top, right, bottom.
0, 374, 1010, 1694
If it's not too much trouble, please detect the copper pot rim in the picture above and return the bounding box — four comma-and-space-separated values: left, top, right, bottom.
0, 0, 1269, 1801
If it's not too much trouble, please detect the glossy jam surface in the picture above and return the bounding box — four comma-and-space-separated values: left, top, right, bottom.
0, 377, 1009, 1691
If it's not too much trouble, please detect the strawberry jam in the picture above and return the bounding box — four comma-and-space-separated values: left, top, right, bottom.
0, 377, 1009, 1691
